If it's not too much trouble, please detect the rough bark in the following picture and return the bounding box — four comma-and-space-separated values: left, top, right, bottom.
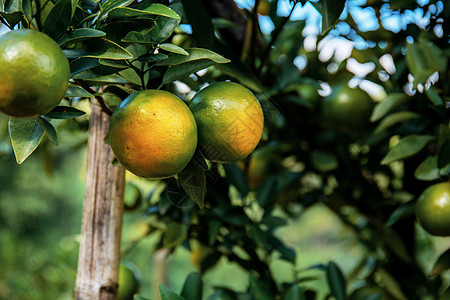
75, 100, 125, 300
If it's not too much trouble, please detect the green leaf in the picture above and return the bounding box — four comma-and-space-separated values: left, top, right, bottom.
414, 156, 440, 181
321, 0, 346, 34
382, 227, 412, 263
249, 275, 275, 300
65, 85, 94, 97
180, 273, 203, 300
373, 111, 420, 134
156, 48, 230, 66
430, 248, 450, 276
370, 93, 409, 122
133, 295, 151, 300
107, 3, 180, 20
159, 284, 185, 300
163, 222, 188, 249
8, 117, 45, 164
178, 152, 207, 209
381, 135, 435, 165
326, 262, 347, 300
257, 176, 280, 208
0, 11, 24, 28
69, 57, 101, 77
63, 38, 133, 60
98, 0, 133, 22
159, 43, 189, 56
148, 2, 183, 43
418, 37, 447, 74
226, 163, 249, 197
44, 106, 86, 119
138, 53, 169, 63
162, 60, 215, 85
425, 88, 444, 106
386, 200, 416, 227
310, 150, 338, 172
437, 125, 450, 171
180, 0, 214, 48
37, 118, 58, 145
375, 269, 407, 300
42, 0, 73, 41
284, 285, 306, 300
59, 28, 106, 47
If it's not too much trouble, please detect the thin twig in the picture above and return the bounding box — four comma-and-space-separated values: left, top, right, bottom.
257, 1, 297, 75
74, 79, 114, 116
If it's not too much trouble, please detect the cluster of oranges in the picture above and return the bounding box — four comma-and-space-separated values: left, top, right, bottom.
109, 81, 265, 179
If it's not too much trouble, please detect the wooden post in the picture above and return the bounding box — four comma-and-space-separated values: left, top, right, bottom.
75, 100, 125, 300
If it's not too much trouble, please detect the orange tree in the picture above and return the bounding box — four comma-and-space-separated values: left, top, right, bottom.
0, 0, 449, 299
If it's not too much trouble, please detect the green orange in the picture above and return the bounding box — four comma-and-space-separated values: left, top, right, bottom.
117, 263, 140, 300
109, 90, 197, 179
322, 84, 373, 132
0, 29, 69, 118
416, 182, 450, 236
189, 82, 264, 162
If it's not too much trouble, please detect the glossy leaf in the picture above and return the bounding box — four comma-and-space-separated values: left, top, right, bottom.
107, 3, 180, 20
178, 153, 206, 209
156, 48, 230, 66
44, 106, 86, 119
159, 43, 189, 55
37, 118, 58, 145
42, 0, 73, 42
0, 11, 24, 28
370, 93, 409, 122
59, 28, 106, 47
326, 262, 347, 300
138, 53, 169, 63
381, 135, 435, 165
386, 200, 416, 227
63, 38, 133, 60
64, 85, 94, 97
226, 163, 249, 197
430, 248, 450, 276
148, 2, 183, 43
249, 275, 275, 300
163, 222, 188, 249
180, 273, 203, 300
8, 117, 45, 164
414, 156, 440, 181
159, 284, 185, 300
321, 0, 346, 34
376, 269, 407, 300
98, 0, 133, 22
162, 60, 215, 85
69, 57, 101, 77
180, 0, 214, 48
284, 285, 306, 300
437, 125, 450, 171
257, 176, 280, 208
373, 111, 420, 134
425, 88, 444, 106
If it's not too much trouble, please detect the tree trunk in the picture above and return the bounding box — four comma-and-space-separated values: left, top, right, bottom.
75, 100, 125, 300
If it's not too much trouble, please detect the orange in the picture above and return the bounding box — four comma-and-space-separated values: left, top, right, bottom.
117, 263, 140, 300
0, 29, 70, 118
109, 90, 197, 179
322, 85, 373, 133
416, 182, 450, 236
189, 82, 264, 162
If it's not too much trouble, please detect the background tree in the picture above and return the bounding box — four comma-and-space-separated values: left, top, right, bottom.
0, 0, 449, 299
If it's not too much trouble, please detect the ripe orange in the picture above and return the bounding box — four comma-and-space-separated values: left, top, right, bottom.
0, 29, 70, 118
117, 263, 140, 300
322, 85, 373, 133
109, 90, 197, 179
189, 82, 264, 162
416, 182, 450, 236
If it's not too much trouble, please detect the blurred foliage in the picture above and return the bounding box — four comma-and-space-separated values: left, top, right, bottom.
0, 0, 449, 299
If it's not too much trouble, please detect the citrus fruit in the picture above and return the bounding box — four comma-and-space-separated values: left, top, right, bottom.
416, 182, 450, 236
118, 263, 140, 300
322, 84, 373, 133
0, 29, 70, 118
189, 82, 264, 162
109, 90, 197, 179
